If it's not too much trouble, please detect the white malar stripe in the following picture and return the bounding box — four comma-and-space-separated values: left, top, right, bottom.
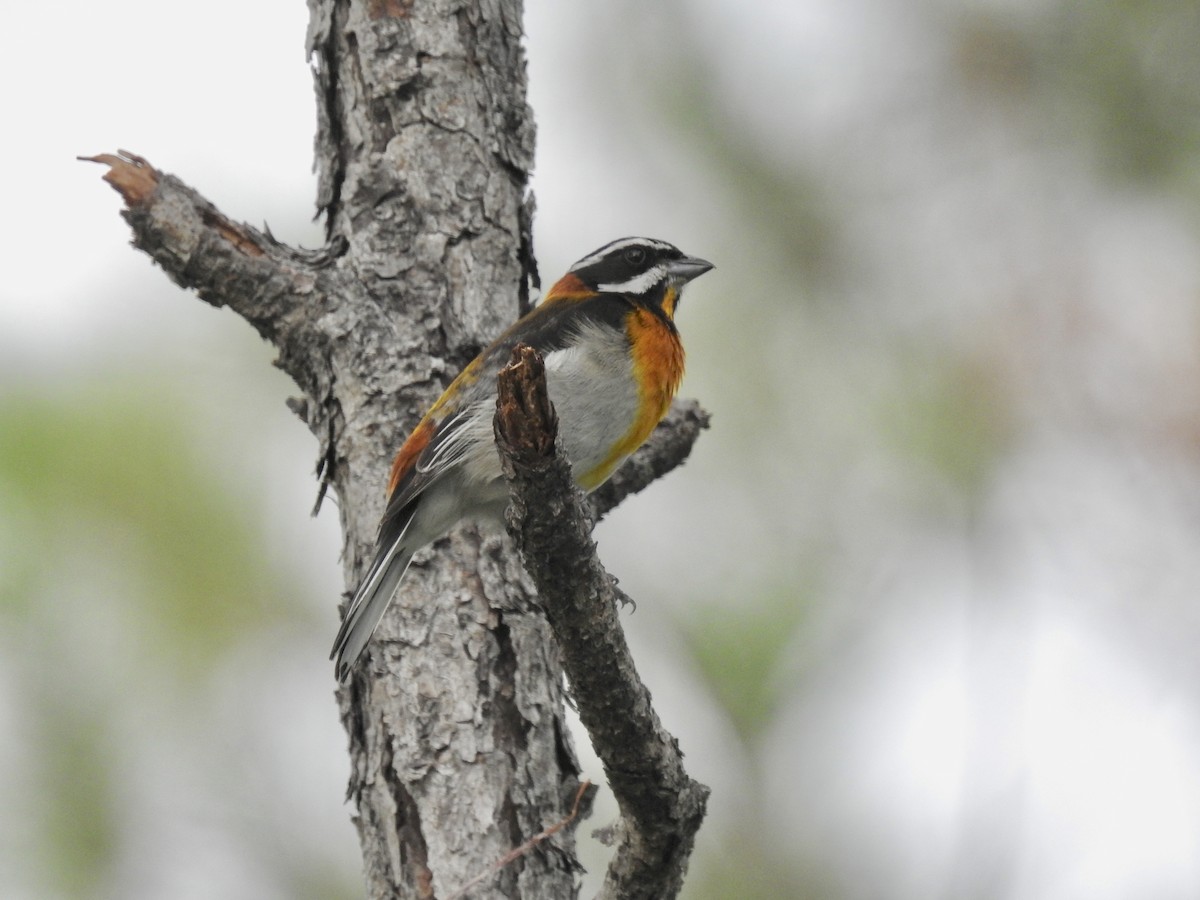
596, 264, 667, 295
569, 237, 674, 272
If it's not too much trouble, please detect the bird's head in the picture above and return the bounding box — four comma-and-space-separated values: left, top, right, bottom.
547, 237, 713, 319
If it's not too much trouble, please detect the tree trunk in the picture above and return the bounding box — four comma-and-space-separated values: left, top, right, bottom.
306, 2, 586, 896
85, 1, 708, 896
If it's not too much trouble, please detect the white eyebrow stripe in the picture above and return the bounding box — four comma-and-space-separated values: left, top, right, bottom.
596, 264, 667, 295
570, 237, 674, 271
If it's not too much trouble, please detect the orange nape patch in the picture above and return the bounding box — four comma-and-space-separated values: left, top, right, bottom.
579, 307, 685, 490
543, 272, 594, 302
387, 418, 434, 497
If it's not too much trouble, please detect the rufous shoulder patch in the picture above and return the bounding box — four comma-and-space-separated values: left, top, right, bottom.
387, 418, 434, 497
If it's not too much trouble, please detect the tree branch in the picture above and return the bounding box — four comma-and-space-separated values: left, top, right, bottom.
494, 344, 710, 900
80, 151, 346, 392
590, 399, 710, 520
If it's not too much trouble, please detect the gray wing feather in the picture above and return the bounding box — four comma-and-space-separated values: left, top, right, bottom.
331, 508, 417, 682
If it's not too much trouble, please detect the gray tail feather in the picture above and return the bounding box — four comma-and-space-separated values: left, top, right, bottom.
331, 547, 414, 683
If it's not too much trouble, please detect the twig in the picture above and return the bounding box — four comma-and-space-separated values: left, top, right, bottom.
590, 398, 710, 520
445, 780, 593, 900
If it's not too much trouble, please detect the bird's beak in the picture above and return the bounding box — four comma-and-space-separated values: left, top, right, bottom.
667, 256, 714, 284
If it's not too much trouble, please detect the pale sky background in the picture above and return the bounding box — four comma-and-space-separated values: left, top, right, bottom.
5, 1, 1200, 898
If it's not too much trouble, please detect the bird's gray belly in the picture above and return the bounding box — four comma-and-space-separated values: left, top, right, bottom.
543, 335, 639, 481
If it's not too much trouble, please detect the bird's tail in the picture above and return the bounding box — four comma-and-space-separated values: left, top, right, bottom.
331, 515, 416, 683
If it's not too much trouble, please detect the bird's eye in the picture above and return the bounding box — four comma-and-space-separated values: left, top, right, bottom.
623, 246, 647, 266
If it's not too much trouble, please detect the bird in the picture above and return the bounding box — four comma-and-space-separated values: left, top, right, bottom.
331, 237, 713, 682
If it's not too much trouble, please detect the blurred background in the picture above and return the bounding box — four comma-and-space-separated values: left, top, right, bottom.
4, 0, 1200, 897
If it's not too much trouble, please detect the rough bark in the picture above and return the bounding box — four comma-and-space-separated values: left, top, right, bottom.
495, 346, 710, 899
85, 1, 710, 897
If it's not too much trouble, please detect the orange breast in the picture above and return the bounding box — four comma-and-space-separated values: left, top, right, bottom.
578, 305, 685, 490
626, 305, 685, 439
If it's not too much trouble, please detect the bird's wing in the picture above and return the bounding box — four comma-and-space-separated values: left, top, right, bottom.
379, 295, 622, 510
333, 292, 632, 680
331, 398, 484, 679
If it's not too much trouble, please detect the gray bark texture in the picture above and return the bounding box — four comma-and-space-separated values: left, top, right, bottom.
85, 1, 709, 897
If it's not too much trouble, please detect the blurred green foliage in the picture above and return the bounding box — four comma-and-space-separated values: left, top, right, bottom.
876, 350, 1013, 501
8, 0, 1200, 896
683, 587, 814, 744
32, 704, 119, 898
1059, 1, 1200, 189
689, 837, 842, 900
0, 385, 290, 673
956, 1, 1200, 193
0, 382, 301, 897
603, 0, 1200, 895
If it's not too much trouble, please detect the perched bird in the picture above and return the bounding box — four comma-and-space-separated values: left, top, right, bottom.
332, 237, 713, 682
